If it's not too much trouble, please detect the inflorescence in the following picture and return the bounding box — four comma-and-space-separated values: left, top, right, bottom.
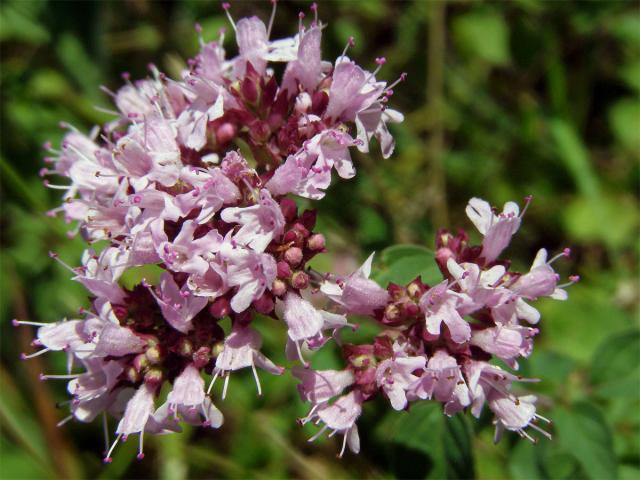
16, 2, 576, 462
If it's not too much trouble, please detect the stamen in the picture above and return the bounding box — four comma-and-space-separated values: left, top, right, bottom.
40, 373, 82, 381
529, 423, 552, 440
12, 319, 49, 327
295, 340, 309, 368
548, 248, 570, 265
207, 370, 220, 395
104, 433, 122, 463
520, 195, 533, 218
308, 424, 328, 443
43, 180, 72, 190
56, 415, 73, 427
194, 23, 204, 47
251, 362, 262, 396
339, 36, 355, 62
557, 275, 580, 288
222, 3, 236, 31
20, 348, 51, 360
222, 373, 230, 400
338, 431, 348, 458
137, 432, 145, 460
310, 2, 318, 26
49, 251, 79, 274
535, 413, 552, 424
267, 0, 277, 38
102, 412, 110, 455
384, 72, 407, 94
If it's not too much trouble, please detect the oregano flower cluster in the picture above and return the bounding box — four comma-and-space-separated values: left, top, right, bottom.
16, 3, 577, 462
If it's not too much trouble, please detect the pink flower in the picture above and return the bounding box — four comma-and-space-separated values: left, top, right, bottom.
303, 391, 363, 457
151, 220, 222, 276
282, 292, 347, 343
150, 273, 208, 333
93, 322, 147, 357
105, 383, 157, 462
325, 59, 384, 123
221, 190, 285, 253
265, 129, 357, 199
282, 26, 323, 93
321, 253, 389, 315
410, 350, 462, 403
211, 325, 284, 398
72, 249, 127, 304
68, 359, 124, 422
113, 113, 182, 187
354, 104, 404, 159
511, 249, 567, 300
175, 167, 241, 224
471, 324, 538, 368
419, 281, 471, 344
465, 197, 522, 263
221, 243, 277, 313
164, 364, 223, 428
292, 367, 354, 404
375, 355, 426, 410
447, 258, 508, 313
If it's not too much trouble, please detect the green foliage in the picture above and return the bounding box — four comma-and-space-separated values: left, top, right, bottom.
1, 0, 638, 478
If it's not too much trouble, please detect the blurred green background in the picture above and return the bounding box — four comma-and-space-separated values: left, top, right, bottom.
1, 0, 638, 479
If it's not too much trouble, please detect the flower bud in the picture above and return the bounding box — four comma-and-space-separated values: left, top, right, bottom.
144, 368, 163, 386
211, 342, 225, 358
145, 345, 162, 364
403, 302, 419, 317
209, 297, 231, 319
177, 338, 193, 357
241, 76, 259, 104
307, 233, 325, 251
133, 353, 148, 372
126, 366, 140, 384
253, 293, 275, 314
271, 278, 287, 296
279, 198, 297, 222
192, 346, 211, 369
277, 261, 292, 278
294, 92, 312, 114
216, 122, 237, 145
291, 271, 310, 290
384, 304, 400, 322
284, 247, 303, 267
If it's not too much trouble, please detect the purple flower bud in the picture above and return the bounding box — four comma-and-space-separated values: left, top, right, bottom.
271, 278, 287, 297
253, 293, 275, 314
284, 247, 303, 267
290, 271, 309, 290
192, 346, 211, 368
144, 368, 163, 386
307, 233, 325, 251
209, 298, 231, 319
277, 261, 292, 278
279, 198, 297, 222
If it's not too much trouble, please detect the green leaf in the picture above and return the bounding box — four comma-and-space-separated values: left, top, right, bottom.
549, 118, 599, 197
563, 193, 638, 249
375, 244, 440, 286
555, 402, 618, 480
378, 402, 474, 479
56, 33, 102, 100
381, 244, 434, 265
590, 329, 640, 398
453, 11, 511, 65
609, 99, 640, 153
